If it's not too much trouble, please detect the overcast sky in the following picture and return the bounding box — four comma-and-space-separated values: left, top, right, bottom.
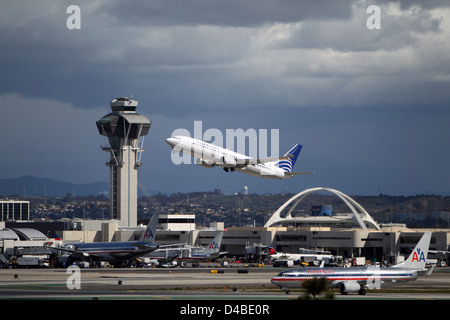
0, 0, 449, 196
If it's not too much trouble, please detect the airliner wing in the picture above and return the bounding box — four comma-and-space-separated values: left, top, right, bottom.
157, 253, 179, 264
234, 155, 293, 166
49, 246, 81, 254
49, 246, 91, 258
429, 250, 450, 254
133, 242, 159, 252
158, 243, 187, 248
256, 155, 293, 164
285, 171, 316, 176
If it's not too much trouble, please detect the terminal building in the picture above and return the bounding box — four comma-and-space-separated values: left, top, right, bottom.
0, 221, 59, 267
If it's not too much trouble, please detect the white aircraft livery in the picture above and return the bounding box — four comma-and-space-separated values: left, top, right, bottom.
271, 232, 433, 295
166, 136, 315, 179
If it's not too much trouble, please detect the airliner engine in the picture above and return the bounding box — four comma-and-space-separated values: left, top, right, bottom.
220, 156, 237, 167
339, 281, 364, 295
195, 158, 215, 168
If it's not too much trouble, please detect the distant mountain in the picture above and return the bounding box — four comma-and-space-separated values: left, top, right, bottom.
0, 175, 109, 197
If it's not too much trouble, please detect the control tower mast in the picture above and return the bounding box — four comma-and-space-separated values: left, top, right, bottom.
96, 97, 151, 227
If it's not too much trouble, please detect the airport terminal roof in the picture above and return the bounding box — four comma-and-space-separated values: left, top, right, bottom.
0, 228, 47, 241
0, 229, 19, 240
265, 187, 380, 230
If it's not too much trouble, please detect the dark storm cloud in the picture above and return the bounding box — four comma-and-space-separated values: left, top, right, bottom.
375, 0, 450, 10
0, 0, 448, 114
275, 1, 442, 52
0, 93, 108, 183
102, 0, 354, 27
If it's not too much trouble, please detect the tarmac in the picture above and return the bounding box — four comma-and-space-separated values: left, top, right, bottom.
0, 266, 450, 300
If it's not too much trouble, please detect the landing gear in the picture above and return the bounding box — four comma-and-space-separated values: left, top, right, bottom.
223, 167, 235, 172
283, 288, 291, 294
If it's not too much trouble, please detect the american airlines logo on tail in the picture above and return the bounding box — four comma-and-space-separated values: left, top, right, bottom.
209, 241, 219, 250
144, 228, 154, 239
412, 247, 426, 262
138, 213, 159, 244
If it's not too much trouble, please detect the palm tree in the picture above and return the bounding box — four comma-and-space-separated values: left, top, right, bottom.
300, 277, 334, 300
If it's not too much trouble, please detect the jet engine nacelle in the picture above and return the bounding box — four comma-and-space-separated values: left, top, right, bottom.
196, 158, 215, 168
220, 156, 237, 167
339, 281, 362, 294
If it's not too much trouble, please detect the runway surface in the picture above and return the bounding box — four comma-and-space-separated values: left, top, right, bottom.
1, 267, 450, 300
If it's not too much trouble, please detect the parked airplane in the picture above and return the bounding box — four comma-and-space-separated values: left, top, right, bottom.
166, 136, 315, 179
146, 232, 225, 266
268, 247, 333, 264
177, 232, 226, 263
54, 213, 160, 267
271, 232, 432, 295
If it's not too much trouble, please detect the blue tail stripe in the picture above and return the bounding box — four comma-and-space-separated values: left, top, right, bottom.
276, 144, 302, 172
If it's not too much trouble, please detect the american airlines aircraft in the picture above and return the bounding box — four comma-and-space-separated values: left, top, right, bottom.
166, 136, 315, 179
147, 232, 226, 266
54, 213, 160, 267
175, 232, 226, 263
271, 232, 433, 295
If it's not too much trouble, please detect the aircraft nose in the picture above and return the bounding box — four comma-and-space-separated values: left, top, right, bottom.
166, 137, 176, 147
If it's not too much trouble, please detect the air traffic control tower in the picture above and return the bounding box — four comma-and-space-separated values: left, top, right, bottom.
96, 97, 151, 227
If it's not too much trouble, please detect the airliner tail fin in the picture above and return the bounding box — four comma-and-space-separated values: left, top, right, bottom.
276, 144, 302, 172
393, 232, 431, 270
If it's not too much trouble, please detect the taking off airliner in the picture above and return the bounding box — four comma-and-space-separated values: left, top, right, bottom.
166, 136, 315, 179
271, 232, 433, 295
